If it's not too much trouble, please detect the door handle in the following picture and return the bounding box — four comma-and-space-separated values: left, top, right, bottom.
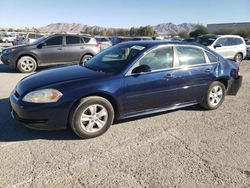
164, 74, 173, 79
204, 68, 211, 73
80, 46, 84, 49
57, 47, 62, 50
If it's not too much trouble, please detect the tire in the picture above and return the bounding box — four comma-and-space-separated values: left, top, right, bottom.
17, 56, 37, 73
81, 54, 93, 63
201, 81, 226, 110
234, 53, 243, 63
70, 96, 114, 139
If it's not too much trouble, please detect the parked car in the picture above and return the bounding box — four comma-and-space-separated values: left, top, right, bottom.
245, 40, 250, 58
22, 33, 45, 44
111, 36, 131, 45
0, 34, 16, 43
196, 35, 246, 63
12, 34, 26, 46
183, 37, 196, 42
131, 37, 152, 41
1, 34, 101, 73
9, 41, 242, 138
95, 36, 112, 50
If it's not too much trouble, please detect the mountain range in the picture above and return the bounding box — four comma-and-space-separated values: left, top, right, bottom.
38, 22, 197, 35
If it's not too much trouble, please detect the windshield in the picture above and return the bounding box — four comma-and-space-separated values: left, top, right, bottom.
196, 37, 217, 46
84, 43, 146, 73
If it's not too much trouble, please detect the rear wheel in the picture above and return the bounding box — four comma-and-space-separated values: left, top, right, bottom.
234, 53, 243, 63
70, 96, 114, 139
201, 81, 226, 110
81, 54, 93, 63
17, 56, 37, 73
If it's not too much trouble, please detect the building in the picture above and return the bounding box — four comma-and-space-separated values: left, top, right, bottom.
207, 22, 250, 33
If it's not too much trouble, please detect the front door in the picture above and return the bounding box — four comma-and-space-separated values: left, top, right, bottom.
37, 36, 65, 65
123, 46, 179, 116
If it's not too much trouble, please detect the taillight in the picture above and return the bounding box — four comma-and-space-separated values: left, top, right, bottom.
96, 44, 101, 49
237, 66, 240, 76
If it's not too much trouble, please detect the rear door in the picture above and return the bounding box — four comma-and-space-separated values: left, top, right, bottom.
37, 36, 64, 65
173, 45, 217, 103
63, 36, 84, 63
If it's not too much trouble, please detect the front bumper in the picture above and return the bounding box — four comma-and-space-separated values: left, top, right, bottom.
1, 53, 16, 67
9, 90, 70, 130
227, 76, 243, 96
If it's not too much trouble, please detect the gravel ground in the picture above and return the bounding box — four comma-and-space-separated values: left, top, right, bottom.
0, 60, 249, 188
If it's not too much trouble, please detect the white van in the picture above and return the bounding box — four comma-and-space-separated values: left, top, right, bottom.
196, 35, 247, 63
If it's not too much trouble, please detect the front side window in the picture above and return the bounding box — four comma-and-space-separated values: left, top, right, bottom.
66, 36, 81, 45
215, 38, 228, 46
84, 43, 145, 73
45, 36, 63, 46
138, 46, 173, 71
176, 46, 206, 66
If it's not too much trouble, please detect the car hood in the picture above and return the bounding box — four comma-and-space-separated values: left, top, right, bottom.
4, 44, 28, 50
16, 65, 108, 96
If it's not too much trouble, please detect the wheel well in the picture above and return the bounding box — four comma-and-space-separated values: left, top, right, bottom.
67, 93, 119, 127
235, 52, 243, 57
16, 54, 38, 66
80, 53, 94, 62
215, 78, 228, 89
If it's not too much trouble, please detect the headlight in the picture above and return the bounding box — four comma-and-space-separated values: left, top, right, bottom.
22, 89, 63, 103
3, 48, 16, 54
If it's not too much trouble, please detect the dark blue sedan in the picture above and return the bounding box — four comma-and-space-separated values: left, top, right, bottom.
9, 41, 242, 138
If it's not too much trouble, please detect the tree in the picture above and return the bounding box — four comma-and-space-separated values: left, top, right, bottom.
189, 24, 209, 37
178, 30, 189, 38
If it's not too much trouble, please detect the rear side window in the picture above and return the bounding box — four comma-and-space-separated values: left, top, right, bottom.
82, 37, 90, 43
205, 51, 218, 62
45, 36, 63, 46
66, 36, 81, 45
176, 46, 206, 66
228, 38, 243, 46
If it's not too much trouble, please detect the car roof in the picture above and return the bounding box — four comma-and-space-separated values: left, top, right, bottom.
120, 40, 205, 48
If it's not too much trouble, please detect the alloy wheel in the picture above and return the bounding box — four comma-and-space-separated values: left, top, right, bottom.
208, 85, 223, 107
79, 104, 108, 133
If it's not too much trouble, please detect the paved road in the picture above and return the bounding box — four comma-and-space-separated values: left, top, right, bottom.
0, 61, 249, 187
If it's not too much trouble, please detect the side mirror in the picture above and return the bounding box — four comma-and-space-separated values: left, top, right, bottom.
37, 43, 46, 49
214, 44, 222, 49
132, 64, 151, 74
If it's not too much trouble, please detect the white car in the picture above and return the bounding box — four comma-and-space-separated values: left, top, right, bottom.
22, 33, 45, 44
197, 35, 247, 63
0, 34, 16, 43
246, 40, 250, 58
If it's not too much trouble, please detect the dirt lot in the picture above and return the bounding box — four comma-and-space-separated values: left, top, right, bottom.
0, 60, 250, 187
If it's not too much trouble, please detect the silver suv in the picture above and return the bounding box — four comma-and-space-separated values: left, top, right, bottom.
196, 35, 246, 63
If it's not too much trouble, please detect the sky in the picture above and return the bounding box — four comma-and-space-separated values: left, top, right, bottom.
0, 0, 249, 28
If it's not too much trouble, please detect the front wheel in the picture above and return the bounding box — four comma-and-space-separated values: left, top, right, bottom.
234, 53, 243, 63
201, 81, 226, 110
17, 56, 37, 73
70, 96, 114, 139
